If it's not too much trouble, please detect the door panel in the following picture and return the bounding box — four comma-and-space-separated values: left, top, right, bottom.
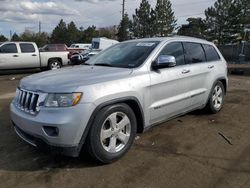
0, 43, 19, 69
149, 65, 191, 124
17, 43, 40, 68
182, 42, 210, 109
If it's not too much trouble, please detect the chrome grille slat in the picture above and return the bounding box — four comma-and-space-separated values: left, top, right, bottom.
15, 88, 42, 115
29, 94, 35, 111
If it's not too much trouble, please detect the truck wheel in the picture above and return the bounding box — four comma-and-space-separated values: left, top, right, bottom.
86, 103, 137, 163
205, 81, 225, 114
48, 59, 62, 70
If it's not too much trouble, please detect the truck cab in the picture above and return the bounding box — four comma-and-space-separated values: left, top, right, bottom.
0, 42, 40, 69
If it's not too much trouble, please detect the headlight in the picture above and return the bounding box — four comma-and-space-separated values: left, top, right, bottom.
45, 93, 82, 107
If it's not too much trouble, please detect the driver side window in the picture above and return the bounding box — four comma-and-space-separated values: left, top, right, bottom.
159, 42, 185, 66
0, 43, 18, 53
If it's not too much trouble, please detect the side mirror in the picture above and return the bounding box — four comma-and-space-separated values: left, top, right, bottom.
152, 55, 176, 69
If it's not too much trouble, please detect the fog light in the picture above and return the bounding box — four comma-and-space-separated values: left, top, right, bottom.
43, 126, 59, 137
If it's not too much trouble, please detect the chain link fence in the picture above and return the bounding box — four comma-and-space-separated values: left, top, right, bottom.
218, 42, 250, 63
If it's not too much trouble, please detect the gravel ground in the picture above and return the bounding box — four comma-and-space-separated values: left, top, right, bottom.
0, 71, 250, 188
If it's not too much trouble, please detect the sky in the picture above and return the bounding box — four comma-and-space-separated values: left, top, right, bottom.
0, 0, 216, 38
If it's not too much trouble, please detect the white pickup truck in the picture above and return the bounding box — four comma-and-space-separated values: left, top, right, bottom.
0, 42, 69, 70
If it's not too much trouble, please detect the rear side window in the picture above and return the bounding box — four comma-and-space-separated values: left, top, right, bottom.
183, 42, 206, 63
159, 42, 185, 66
203, 44, 220, 62
20, 43, 35, 53
0, 43, 18, 53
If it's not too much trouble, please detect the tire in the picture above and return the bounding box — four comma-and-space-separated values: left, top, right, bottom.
85, 103, 137, 163
48, 59, 62, 70
205, 81, 225, 114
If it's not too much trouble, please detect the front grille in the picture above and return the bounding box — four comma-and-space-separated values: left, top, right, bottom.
15, 88, 41, 115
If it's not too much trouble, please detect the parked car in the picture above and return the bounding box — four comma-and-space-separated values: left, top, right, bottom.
11, 37, 228, 163
39, 44, 68, 52
69, 50, 101, 65
0, 42, 69, 70
68, 43, 91, 58
69, 43, 91, 49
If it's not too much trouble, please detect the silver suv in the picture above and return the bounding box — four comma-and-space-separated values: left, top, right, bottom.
10, 37, 228, 163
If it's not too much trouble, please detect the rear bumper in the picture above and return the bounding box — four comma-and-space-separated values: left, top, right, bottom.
14, 123, 79, 157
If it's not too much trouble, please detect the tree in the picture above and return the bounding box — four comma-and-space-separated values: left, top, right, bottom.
67, 21, 80, 44
178, 17, 207, 39
51, 19, 68, 44
154, 0, 177, 36
131, 0, 152, 38
80, 25, 99, 43
205, 0, 242, 44
11, 33, 21, 41
117, 13, 131, 41
0, 35, 8, 42
98, 26, 118, 40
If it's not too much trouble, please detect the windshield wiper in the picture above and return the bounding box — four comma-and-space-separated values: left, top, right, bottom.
93, 63, 113, 67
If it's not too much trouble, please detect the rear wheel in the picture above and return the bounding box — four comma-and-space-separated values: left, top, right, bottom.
205, 81, 225, 113
48, 59, 62, 70
85, 103, 137, 163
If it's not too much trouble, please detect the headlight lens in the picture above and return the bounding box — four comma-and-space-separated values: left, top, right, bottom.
45, 93, 82, 107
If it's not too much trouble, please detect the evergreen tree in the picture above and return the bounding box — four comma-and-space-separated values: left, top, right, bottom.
117, 13, 131, 41
131, 0, 152, 38
81, 25, 99, 43
154, 0, 177, 36
51, 19, 68, 44
205, 0, 242, 44
177, 18, 207, 39
11, 33, 21, 41
67, 21, 80, 44
0, 35, 8, 42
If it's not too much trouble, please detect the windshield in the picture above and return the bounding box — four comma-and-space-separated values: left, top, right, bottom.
86, 41, 159, 68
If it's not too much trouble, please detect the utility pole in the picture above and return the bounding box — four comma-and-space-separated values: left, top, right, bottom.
39, 21, 41, 36
9, 30, 12, 41
122, 0, 125, 19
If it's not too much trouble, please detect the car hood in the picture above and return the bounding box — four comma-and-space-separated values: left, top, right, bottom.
19, 66, 133, 93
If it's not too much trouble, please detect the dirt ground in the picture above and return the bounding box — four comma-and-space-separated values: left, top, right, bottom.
0, 71, 250, 188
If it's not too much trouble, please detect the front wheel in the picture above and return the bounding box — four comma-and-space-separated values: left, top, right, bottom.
48, 59, 62, 70
205, 81, 225, 114
85, 103, 137, 163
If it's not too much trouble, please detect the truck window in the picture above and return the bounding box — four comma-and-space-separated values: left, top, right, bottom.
92, 42, 100, 49
20, 43, 35, 53
202, 44, 220, 62
183, 42, 206, 64
0, 44, 18, 53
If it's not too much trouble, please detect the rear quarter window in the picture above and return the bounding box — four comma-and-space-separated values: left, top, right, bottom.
20, 43, 35, 53
203, 44, 221, 62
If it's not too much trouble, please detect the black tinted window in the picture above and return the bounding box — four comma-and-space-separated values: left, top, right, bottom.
203, 44, 220, 62
20, 43, 35, 53
159, 42, 185, 66
183, 42, 206, 63
0, 44, 18, 53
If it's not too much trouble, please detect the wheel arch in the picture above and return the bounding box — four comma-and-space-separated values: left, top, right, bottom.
77, 97, 145, 155
47, 57, 62, 67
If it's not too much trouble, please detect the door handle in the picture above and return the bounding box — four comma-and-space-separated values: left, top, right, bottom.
208, 65, 214, 69
182, 69, 190, 74
13, 55, 19, 57
32, 54, 37, 56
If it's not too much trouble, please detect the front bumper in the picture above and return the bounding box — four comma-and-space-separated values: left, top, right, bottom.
14, 123, 80, 157
10, 102, 96, 157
